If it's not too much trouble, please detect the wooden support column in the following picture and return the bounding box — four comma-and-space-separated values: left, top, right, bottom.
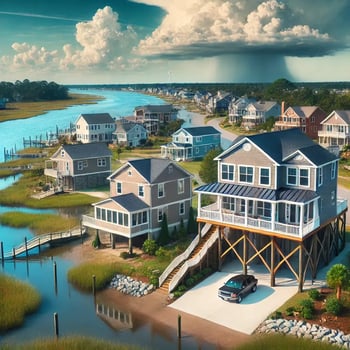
298, 243, 304, 293
218, 227, 222, 271
111, 234, 116, 249
311, 234, 318, 280
243, 231, 247, 275
128, 238, 133, 255
270, 236, 275, 287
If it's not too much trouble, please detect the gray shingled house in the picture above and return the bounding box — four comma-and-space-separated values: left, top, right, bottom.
81, 158, 193, 252
157, 128, 347, 294
44, 143, 112, 191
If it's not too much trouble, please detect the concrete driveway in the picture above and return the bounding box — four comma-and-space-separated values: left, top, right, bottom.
169, 244, 350, 335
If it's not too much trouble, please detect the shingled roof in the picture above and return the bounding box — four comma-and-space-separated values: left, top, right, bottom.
218, 128, 337, 166
58, 143, 111, 159
180, 126, 220, 136
78, 113, 114, 124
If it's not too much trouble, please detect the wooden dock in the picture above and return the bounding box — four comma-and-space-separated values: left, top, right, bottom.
0, 227, 86, 260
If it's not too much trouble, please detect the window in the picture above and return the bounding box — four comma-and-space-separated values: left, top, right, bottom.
61, 150, 65, 157
287, 167, 309, 187
178, 179, 184, 194
158, 208, 164, 222
257, 201, 271, 218
138, 185, 144, 197
318, 167, 323, 186
78, 161, 84, 170
223, 197, 235, 211
239, 166, 253, 183
132, 211, 148, 226
96, 207, 101, 219
259, 168, 270, 186
116, 182, 122, 194
97, 158, 106, 167
299, 169, 309, 186
179, 202, 185, 215
331, 162, 336, 180
196, 136, 202, 142
287, 168, 297, 185
158, 183, 164, 198
221, 164, 234, 181
331, 190, 335, 205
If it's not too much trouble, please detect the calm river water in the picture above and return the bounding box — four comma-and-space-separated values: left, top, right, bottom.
0, 90, 216, 349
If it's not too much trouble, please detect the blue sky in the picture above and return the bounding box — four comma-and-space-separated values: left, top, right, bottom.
0, 0, 349, 84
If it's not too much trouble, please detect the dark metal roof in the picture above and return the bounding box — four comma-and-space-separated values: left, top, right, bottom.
111, 193, 149, 212
79, 113, 114, 124
182, 126, 220, 136
195, 182, 318, 203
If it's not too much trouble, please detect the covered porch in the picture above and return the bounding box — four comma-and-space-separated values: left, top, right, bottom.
160, 142, 192, 161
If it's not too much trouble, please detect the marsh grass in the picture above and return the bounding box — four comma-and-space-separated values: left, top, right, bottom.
0, 336, 143, 350
0, 274, 41, 332
0, 211, 79, 234
0, 171, 98, 208
0, 94, 103, 123
67, 262, 135, 292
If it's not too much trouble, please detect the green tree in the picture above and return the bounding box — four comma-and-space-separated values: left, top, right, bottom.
187, 206, 197, 235
326, 264, 350, 300
157, 213, 170, 246
199, 147, 222, 183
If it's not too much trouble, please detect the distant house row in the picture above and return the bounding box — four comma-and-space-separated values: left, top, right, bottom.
74, 104, 177, 147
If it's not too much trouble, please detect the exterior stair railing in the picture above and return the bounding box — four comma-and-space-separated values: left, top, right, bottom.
158, 223, 213, 287
168, 227, 218, 293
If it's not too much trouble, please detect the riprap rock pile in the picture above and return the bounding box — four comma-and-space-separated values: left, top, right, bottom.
109, 274, 154, 297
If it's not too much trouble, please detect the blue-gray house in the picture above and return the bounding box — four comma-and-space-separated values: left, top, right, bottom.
161, 126, 221, 161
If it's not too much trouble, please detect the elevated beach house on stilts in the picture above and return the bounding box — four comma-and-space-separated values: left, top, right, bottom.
81, 158, 192, 254
195, 128, 347, 291
157, 128, 347, 294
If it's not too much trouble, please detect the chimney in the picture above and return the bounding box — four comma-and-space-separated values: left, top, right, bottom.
281, 101, 285, 115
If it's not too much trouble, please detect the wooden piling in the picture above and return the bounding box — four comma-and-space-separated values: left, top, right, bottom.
0, 241, 4, 261
92, 275, 96, 296
53, 261, 57, 292
24, 237, 28, 258
177, 314, 182, 338
53, 312, 59, 338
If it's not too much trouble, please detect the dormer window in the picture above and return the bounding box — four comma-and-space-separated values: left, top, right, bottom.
287, 167, 309, 187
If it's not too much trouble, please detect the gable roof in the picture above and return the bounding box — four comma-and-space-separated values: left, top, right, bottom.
109, 158, 192, 184
248, 101, 277, 112
77, 113, 114, 124
321, 110, 350, 125
53, 143, 111, 160
218, 128, 337, 166
93, 193, 149, 212
177, 126, 220, 137
288, 106, 320, 118
114, 119, 147, 133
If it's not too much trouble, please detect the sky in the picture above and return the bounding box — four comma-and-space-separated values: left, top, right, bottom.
0, 0, 350, 84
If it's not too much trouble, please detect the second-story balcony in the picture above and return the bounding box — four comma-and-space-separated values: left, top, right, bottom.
195, 183, 347, 240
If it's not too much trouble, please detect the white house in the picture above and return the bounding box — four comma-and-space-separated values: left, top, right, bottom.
75, 113, 115, 144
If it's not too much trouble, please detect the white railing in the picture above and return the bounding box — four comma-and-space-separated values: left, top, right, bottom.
337, 199, 348, 215
4, 227, 84, 259
199, 207, 323, 238
159, 223, 213, 287
168, 229, 219, 292
159, 234, 200, 287
318, 130, 350, 138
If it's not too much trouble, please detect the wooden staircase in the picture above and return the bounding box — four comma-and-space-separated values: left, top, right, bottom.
158, 226, 217, 295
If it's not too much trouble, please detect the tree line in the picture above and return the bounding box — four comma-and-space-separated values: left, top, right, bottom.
0, 79, 69, 102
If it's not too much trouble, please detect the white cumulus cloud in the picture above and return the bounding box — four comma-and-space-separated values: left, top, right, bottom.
133, 0, 334, 58
60, 6, 139, 70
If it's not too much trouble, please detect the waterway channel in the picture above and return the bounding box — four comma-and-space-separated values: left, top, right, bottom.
0, 90, 216, 349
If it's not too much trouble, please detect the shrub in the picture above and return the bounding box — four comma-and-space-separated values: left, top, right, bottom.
299, 298, 314, 319
285, 306, 295, 316
92, 232, 101, 248
155, 246, 167, 258
308, 289, 321, 301
271, 311, 282, 319
142, 238, 158, 255
325, 296, 342, 315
